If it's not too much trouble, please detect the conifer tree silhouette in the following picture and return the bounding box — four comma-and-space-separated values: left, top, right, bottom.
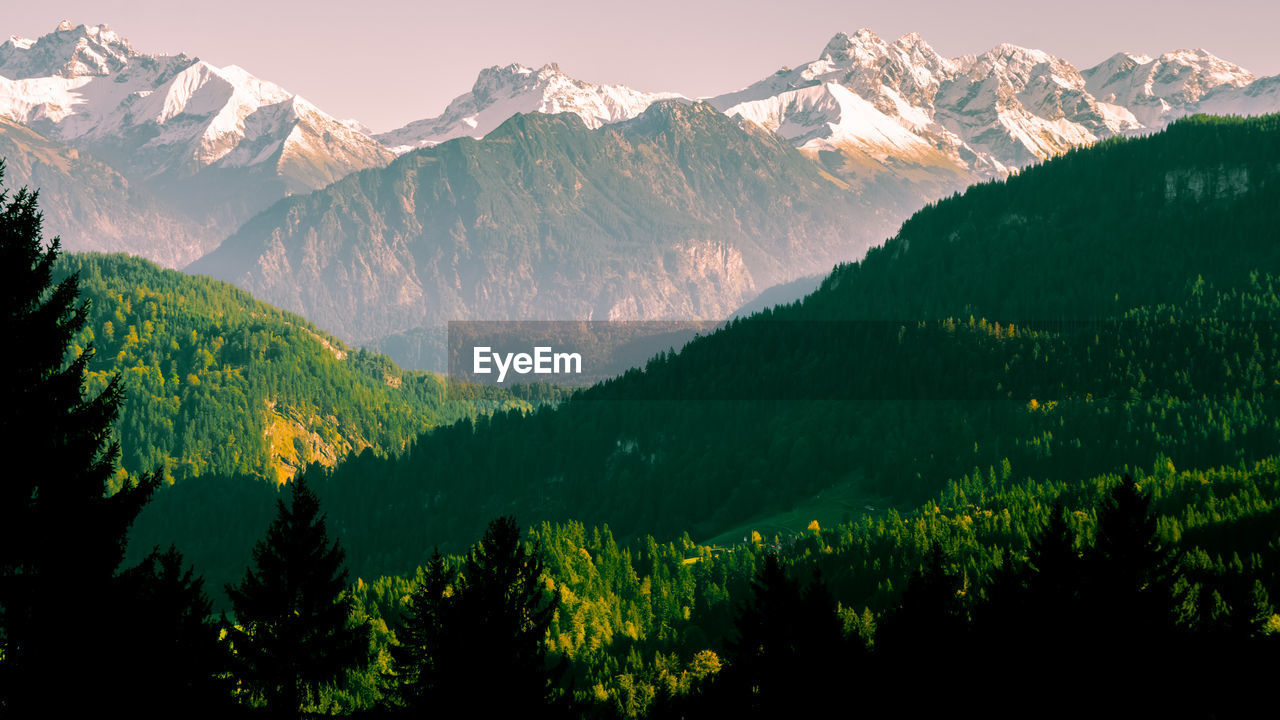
117, 546, 235, 713
709, 555, 855, 717
870, 543, 969, 707
1083, 474, 1175, 700
395, 516, 562, 717
0, 161, 159, 713
226, 474, 370, 716
394, 549, 454, 713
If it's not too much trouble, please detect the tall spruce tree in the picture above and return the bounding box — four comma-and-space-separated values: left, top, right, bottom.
1082, 474, 1176, 691
0, 161, 159, 713
225, 475, 371, 716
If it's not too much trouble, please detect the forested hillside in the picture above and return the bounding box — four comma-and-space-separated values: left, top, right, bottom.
58, 253, 532, 484
332, 459, 1280, 714
308, 114, 1280, 561
136, 114, 1280, 572
804, 113, 1280, 320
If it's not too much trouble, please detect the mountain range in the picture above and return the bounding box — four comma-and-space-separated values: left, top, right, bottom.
3, 22, 1279, 363
708, 31, 1262, 178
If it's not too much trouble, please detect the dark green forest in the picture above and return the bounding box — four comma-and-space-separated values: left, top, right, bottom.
4, 114, 1280, 717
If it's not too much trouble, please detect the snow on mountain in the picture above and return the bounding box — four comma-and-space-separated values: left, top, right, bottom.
712, 30, 954, 130
711, 30, 988, 180
725, 82, 937, 159
712, 29, 1271, 181
1081, 49, 1255, 127
934, 42, 1124, 169
0, 20, 133, 79
376, 62, 686, 152
0, 22, 392, 235
1195, 74, 1280, 118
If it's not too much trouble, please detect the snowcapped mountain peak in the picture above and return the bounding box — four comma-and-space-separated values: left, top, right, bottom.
966, 43, 1061, 77
471, 61, 562, 104
819, 29, 885, 62
1082, 47, 1254, 126
0, 21, 391, 235
1151, 48, 1254, 93
0, 21, 137, 80
376, 63, 685, 153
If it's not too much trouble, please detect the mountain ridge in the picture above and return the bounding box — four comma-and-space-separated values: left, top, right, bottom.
189, 101, 908, 353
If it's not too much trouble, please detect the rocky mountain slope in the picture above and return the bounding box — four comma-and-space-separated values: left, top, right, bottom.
190, 102, 907, 352
0, 117, 218, 266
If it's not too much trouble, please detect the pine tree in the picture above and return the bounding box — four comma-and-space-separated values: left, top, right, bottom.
225, 475, 371, 716
1082, 473, 1176, 691
0, 161, 159, 712
1087, 474, 1173, 637
394, 516, 561, 716
394, 549, 454, 712
457, 516, 561, 714
870, 543, 970, 708
116, 546, 235, 713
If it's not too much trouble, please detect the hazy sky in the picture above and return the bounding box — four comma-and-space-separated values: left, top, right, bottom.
6, 1, 1280, 132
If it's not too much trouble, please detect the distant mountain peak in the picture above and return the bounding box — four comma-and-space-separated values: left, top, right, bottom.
0, 21, 391, 250
820, 29, 883, 61
376, 62, 685, 153
1081, 46, 1255, 126
0, 21, 138, 79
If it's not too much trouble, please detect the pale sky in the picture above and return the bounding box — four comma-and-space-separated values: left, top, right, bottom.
6, 1, 1280, 133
